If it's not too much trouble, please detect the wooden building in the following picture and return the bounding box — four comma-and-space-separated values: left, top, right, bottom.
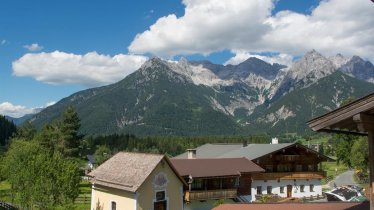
170, 158, 264, 203
308, 92, 374, 210
88, 152, 186, 210
174, 142, 331, 202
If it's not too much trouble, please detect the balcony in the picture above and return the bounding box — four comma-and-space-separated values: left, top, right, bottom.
187, 189, 237, 201
275, 155, 301, 162
251, 171, 326, 180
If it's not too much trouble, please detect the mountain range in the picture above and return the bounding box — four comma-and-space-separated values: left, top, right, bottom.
29, 50, 374, 136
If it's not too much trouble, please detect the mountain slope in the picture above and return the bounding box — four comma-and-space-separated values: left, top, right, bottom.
31, 58, 242, 136
246, 71, 374, 134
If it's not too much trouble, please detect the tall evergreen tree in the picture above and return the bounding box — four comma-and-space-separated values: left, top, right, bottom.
60, 106, 82, 157
0, 115, 17, 146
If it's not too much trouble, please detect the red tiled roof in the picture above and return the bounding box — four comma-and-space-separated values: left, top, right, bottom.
170, 157, 264, 178
213, 202, 369, 210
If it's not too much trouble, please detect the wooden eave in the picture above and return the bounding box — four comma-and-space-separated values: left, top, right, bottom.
307, 92, 374, 135
254, 143, 333, 162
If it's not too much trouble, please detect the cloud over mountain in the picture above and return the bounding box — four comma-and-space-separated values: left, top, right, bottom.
129, 0, 374, 62
12, 51, 148, 87
128, 0, 273, 57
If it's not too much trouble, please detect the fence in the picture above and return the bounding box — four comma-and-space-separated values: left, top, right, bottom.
302, 194, 326, 202
75, 195, 91, 204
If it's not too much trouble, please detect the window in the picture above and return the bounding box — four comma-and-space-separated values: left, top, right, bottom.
267, 186, 272, 194
257, 186, 262, 195
310, 184, 314, 192
277, 164, 292, 172
111, 201, 117, 210
300, 185, 305, 192
156, 191, 166, 201
280, 186, 284, 193
295, 165, 303, 172
308, 165, 315, 172
234, 177, 240, 187
154, 191, 167, 210
265, 165, 273, 172
191, 179, 202, 190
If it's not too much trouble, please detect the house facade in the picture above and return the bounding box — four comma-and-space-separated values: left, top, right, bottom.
170, 157, 264, 204
89, 152, 186, 210
174, 142, 330, 202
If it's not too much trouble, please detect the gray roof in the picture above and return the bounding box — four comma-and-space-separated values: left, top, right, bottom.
174, 143, 243, 159
220, 143, 294, 160
170, 158, 264, 178
89, 152, 165, 192
174, 143, 295, 160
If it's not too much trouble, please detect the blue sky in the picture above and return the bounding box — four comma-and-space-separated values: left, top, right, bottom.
1, 0, 373, 117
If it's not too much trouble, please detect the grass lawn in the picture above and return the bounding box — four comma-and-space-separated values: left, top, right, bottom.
74, 180, 91, 210
0, 180, 12, 203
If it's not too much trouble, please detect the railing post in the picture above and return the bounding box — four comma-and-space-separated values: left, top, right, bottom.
368, 131, 374, 210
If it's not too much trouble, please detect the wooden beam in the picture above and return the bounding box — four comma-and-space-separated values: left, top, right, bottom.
353, 113, 374, 132
319, 128, 367, 136
308, 96, 374, 131
368, 131, 374, 210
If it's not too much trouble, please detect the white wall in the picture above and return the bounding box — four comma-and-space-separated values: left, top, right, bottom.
251, 179, 322, 202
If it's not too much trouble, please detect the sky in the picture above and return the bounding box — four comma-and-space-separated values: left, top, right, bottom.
1, 0, 373, 117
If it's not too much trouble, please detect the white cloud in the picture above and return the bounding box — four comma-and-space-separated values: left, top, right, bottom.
128, 0, 374, 62
12, 51, 148, 87
224, 51, 293, 66
1, 40, 6, 45
45, 101, 56, 107
0, 102, 37, 118
263, 0, 374, 60
129, 0, 274, 57
23, 43, 44, 51
0, 101, 58, 118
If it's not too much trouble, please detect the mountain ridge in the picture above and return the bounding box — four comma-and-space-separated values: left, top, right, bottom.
30, 50, 374, 136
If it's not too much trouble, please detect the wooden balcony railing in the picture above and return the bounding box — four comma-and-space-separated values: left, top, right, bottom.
275, 155, 301, 162
252, 171, 326, 180
188, 189, 237, 201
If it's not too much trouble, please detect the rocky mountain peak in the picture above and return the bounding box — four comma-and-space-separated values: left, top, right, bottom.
288, 50, 335, 81
140, 57, 167, 70
329, 53, 349, 68
339, 55, 374, 83
350, 55, 365, 63
304, 49, 324, 60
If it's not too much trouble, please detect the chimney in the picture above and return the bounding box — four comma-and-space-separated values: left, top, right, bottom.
187, 149, 197, 159
271, 137, 279, 144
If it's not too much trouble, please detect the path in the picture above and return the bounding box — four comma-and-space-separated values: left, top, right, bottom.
329, 170, 356, 188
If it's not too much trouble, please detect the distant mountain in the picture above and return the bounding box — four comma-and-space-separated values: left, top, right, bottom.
6, 114, 35, 125
339, 56, 374, 83
30, 50, 374, 136
247, 71, 374, 134
267, 50, 336, 103
31, 58, 244, 136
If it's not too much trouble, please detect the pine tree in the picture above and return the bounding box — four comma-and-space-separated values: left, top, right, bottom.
0, 115, 17, 146
60, 106, 82, 157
